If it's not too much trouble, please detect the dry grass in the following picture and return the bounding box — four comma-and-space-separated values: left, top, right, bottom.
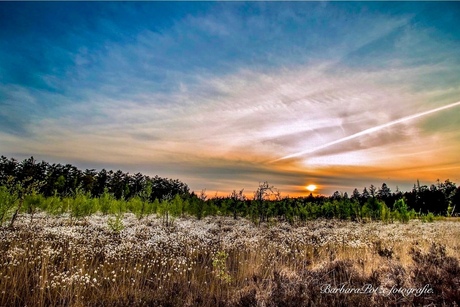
1, 213, 459, 306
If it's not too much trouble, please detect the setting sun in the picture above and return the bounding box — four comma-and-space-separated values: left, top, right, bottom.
306, 184, 317, 192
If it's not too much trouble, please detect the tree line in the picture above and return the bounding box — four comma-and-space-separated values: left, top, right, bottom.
0, 156, 459, 227
0, 156, 189, 201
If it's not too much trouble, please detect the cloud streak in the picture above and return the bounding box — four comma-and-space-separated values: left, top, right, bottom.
274, 100, 460, 162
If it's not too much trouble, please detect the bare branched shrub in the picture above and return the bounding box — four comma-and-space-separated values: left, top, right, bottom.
410, 243, 460, 305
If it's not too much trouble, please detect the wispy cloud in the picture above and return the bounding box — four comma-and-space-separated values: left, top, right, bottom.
3, 59, 456, 194
1, 2, 460, 195
276, 101, 460, 161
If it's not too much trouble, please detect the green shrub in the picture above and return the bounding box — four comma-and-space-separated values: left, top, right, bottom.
98, 189, 114, 215
298, 204, 308, 222
426, 212, 435, 222
362, 198, 384, 220
212, 251, 231, 283
0, 186, 18, 226
24, 193, 45, 214
151, 198, 160, 215
337, 200, 352, 220
70, 189, 96, 220
394, 199, 410, 223
107, 213, 124, 233
205, 199, 219, 216
322, 201, 335, 219
191, 197, 205, 220
170, 194, 183, 217
127, 196, 143, 218
110, 198, 126, 215
380, 203, 391, 223
45, 192, 64, 216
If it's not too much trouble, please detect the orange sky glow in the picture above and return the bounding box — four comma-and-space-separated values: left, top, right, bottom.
1, 2, 460, 197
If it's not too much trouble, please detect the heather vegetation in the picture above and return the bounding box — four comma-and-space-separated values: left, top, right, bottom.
1, 214, 459, 306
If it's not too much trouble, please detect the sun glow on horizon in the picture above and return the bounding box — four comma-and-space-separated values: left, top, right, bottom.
306, 184, 317, 192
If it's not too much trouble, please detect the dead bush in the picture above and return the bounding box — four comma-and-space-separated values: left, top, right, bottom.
410, 243, 460, 305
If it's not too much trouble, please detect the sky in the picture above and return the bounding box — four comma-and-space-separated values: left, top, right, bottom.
1, 2, 460, 197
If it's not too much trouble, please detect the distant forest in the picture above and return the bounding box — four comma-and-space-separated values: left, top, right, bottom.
1, 156, 459, 224
0, 156, 189, 201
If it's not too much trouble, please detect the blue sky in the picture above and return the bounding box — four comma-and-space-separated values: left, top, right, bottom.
1, 2, 460, 196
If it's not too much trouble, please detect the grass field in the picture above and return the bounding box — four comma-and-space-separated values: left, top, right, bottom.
1, 214, 459, 306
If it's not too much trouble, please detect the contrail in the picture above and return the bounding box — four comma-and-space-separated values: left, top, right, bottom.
273, 100, 460, 162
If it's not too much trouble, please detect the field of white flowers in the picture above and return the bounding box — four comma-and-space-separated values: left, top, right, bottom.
1, 214, 459, 306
